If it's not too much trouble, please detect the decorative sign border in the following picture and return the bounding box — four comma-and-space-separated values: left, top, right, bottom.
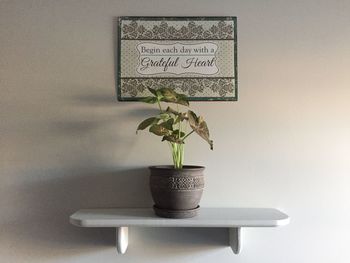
117, 16, 238, 101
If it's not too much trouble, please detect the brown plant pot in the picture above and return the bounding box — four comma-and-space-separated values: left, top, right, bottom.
149, 165, 205, 218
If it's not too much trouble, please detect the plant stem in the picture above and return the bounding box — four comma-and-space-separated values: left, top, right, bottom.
182, 130, 195, 141
171, 142, 184, 169
157, 99, 163, 112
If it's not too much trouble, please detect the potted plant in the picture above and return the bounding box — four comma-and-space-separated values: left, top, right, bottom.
136, 87, 213, 218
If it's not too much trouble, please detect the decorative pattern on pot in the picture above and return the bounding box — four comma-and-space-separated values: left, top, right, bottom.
150, 176, 204, 190
149, 166, 205, 218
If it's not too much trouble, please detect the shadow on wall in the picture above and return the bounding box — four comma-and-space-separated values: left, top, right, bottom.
1, 18, 228, 260
7, 151, 227, 259
1, 86, 158, 258
6, 168, 152, 258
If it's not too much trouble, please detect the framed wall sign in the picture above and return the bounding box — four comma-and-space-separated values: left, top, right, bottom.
117, 16, 238, 101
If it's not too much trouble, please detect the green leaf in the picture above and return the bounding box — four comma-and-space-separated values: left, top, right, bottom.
177, 113, 188, 124
159, 119, 174, 131
139, 96, 158, 104
155, 89, 163, 98
187, 110, 198, 126
136, 117, 159, 133
148, 88, 158, 96
162, 135, 184, 144
158, 113, 171, 120
158, 88, 189, 106
172, 129, 186, 138
165, 107, 187, 124
159, 88, 177, 101
165, 106, 179, 115
149, 124, 171, 136
187, 110, 213, 150
176, 94, 190, 107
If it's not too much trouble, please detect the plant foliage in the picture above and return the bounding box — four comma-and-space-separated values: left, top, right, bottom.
136, 87, 213, 169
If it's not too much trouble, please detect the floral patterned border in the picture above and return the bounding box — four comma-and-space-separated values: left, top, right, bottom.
117, 17, 238, 101
121, 20, 234, 40
121, 78, 235, 98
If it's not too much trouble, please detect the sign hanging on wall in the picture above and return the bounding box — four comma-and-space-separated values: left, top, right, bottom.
117, 16, 238, 101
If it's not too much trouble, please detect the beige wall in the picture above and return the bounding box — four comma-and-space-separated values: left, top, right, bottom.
1, 0, 350, 262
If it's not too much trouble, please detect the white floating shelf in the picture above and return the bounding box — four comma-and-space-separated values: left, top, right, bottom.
70, 207, 289, 255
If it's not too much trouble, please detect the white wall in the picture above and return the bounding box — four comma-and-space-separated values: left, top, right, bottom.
1, 0, 350, 262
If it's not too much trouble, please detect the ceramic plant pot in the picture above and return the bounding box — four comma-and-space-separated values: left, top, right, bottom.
149, 165, 205, 218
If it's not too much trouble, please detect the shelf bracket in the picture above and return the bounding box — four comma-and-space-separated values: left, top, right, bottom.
229, 227, 241, 254
116, 227, 128, 254
116, 226, 241, 255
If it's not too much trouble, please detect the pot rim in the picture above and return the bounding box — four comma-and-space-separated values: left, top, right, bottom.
149, 165, 205, 171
